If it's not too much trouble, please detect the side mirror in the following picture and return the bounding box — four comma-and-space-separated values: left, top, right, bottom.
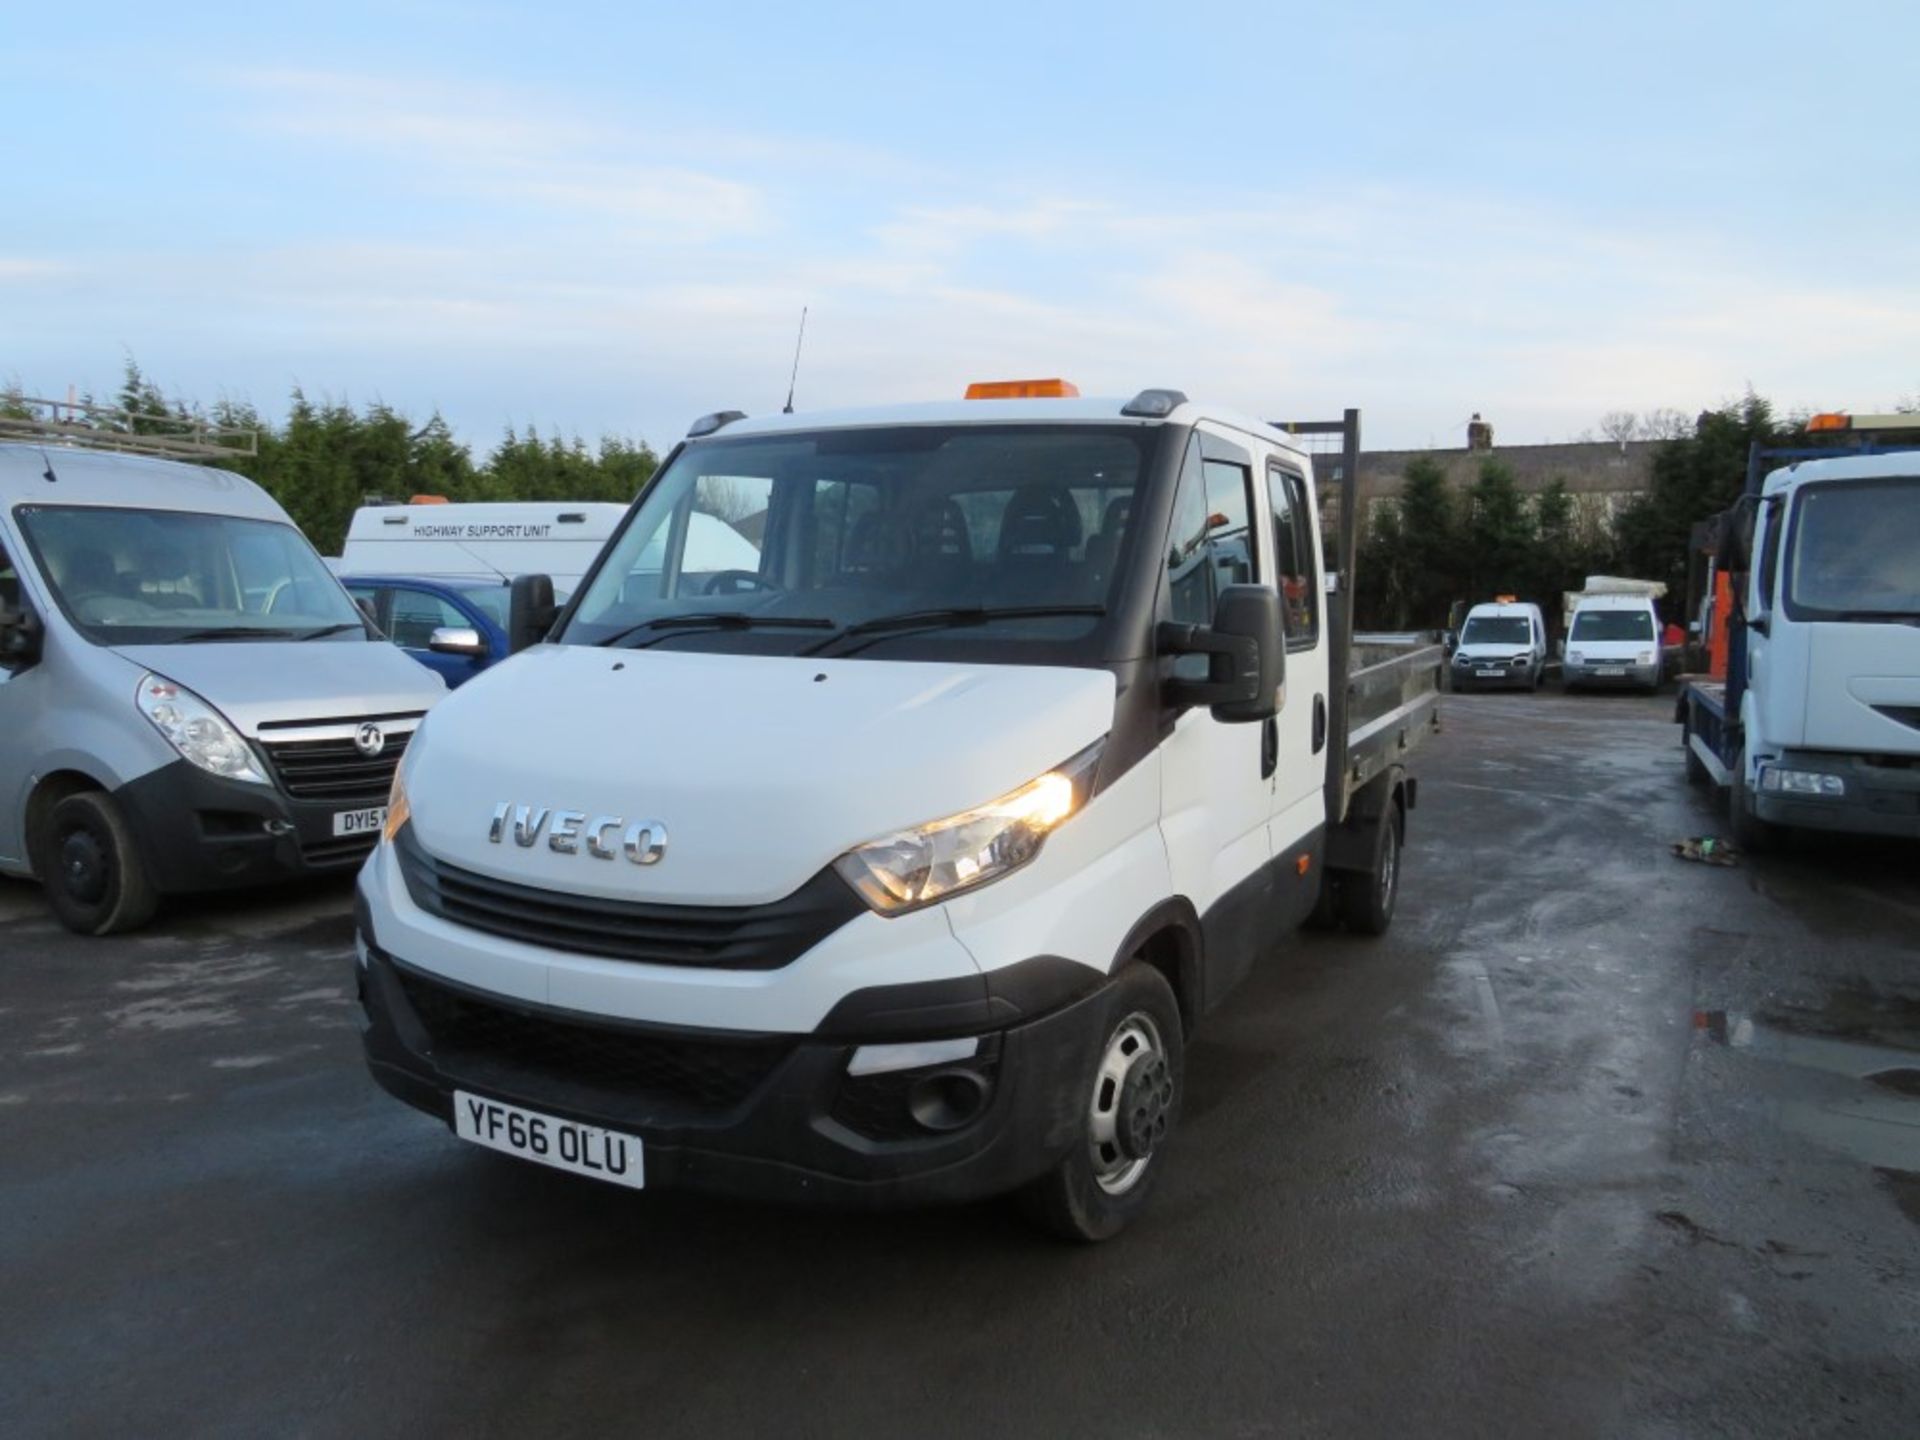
0, 606, 43, 666
1749, 613, 1770, 638
507, 573, 557, 654
428, 625, 488, 659
354, 595, 380, 628
1159, 584, 1284, 723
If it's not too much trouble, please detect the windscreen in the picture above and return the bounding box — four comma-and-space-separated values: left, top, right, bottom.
561, 424, 1152, 655
1785, 477, 1920, 619
16, 505, 366, 644
1461, 616, 1531, 645
1570, 608, 1654, 642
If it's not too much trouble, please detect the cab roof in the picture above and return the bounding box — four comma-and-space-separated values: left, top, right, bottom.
0, 442, 288, 523
1764, 450, 1920, 495
709, 396, 1310, 459
1572, 593, 1658, 611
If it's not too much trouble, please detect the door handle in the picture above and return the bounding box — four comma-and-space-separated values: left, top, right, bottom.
1312, 694, 1327, 754
1261, 716, 1278, 779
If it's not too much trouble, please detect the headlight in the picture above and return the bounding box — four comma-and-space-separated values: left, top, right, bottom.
136, 674, 269, 785
1568, 650, 1584, 664
1637, 651, 1655, 665
382, 761, 411, 842
834, 739, 1104, 914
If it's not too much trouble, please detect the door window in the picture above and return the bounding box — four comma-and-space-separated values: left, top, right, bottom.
388, 589, 467, 648
1267, 465, 1319, 647
0, 537, 18, 613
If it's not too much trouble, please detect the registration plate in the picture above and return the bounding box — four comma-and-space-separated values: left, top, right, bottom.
1595, 666, 1626, 677
453, 1090, 645, 1189
1476, 668, 1501, 678
331, 806, 387, 838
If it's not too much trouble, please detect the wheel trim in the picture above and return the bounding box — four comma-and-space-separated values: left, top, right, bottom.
1088, 1012, 1168, 1196
1377, 822, 1399, 911
59, 825, 112, 907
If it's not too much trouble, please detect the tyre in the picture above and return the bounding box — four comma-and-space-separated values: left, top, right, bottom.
1020, 964, 1184, 1243
1728, 746, 1774, 854
1337, 802, 1402, 937
35, 790, 159, 935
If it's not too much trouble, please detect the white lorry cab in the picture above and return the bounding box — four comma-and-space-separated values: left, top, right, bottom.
0, 408, 446, 934
1563, 594, 1663, 692
1679, 415, 1920, 848
1449, 598, 1546, 691
355, 385, 1439, 1238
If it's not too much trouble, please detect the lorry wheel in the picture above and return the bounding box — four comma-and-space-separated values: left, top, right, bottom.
1337, 804, 1401, 937
1728, 747, 1774, 854
36, 791, 159, 935
1020, 964, 1184, 1243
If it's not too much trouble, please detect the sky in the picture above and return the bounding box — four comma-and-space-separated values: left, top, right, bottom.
4, 0, 1917, 454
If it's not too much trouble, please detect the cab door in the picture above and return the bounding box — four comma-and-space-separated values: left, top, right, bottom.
1155, 426, 1276, 1009
385, 584, 487, 687
1263, 458, 1331, 868
0, 531, 44, 866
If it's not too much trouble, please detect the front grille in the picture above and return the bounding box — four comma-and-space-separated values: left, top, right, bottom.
260, 721, 416, 805
395, 966, 792, 1110
395, 824, 864, 970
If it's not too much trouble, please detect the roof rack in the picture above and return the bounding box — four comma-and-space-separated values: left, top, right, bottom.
0, 395, 258, 461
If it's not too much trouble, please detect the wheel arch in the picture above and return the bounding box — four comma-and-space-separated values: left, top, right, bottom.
1110, 898, 1204, 1035
23, 767, 112, 878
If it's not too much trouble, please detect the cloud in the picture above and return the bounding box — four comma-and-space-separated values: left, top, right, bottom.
17, 72, 1920, 449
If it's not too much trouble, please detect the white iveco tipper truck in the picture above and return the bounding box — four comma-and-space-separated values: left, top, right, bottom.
355, 382, 1438, 1239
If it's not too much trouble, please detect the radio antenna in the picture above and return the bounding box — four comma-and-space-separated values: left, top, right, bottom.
782, 306, 809, 414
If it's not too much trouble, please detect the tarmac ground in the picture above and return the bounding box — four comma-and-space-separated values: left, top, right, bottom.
3, 688, 1916, 1438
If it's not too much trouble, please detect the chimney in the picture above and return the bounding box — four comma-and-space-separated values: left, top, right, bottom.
1466, 412, 1494, 451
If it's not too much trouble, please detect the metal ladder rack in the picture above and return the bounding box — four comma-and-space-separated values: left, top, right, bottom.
0, 395, 258, 461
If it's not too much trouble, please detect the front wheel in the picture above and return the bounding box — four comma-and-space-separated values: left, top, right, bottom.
36, 790, 159, 935
1728, 746, 1774, 854
1020, 964, 1184, 1242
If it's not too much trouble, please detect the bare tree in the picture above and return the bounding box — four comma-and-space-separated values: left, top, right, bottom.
1639, 407, 1693, 441
1598, 411, 1640, 449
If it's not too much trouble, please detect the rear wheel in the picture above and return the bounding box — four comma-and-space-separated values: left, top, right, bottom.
36, 790, 159, 935
1337, 803, 1402, 936
1020, 964, 1184, 1243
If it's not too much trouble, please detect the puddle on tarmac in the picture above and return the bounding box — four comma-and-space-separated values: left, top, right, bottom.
1695, 987, 1920, 1216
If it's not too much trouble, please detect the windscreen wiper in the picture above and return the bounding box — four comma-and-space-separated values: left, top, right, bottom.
595, 612, 836, 650
165, 626, 307, 643
801, 604, 1107, 659
1831, 610, 1920, 625
297, 622, 369, 640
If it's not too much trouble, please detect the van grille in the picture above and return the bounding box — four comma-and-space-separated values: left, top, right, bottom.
394, 966, 792, 1111
259, 721, 417, 804
394, 825, 864, 969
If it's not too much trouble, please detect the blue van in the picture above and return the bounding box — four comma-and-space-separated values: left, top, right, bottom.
340, 574, 513, 688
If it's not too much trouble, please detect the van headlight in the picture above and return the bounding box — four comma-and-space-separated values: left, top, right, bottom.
136, 674, 269, 785
382, 761, 412, 842
833, 739, 1104, 914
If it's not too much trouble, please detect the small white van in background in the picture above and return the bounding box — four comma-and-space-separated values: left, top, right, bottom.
1449, 599, 1545, 691
1564, 594, 1662, 692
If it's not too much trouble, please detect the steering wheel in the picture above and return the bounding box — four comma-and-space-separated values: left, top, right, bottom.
702, 570, 781, 596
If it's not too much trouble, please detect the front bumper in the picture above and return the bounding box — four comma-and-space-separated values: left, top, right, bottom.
354, 927, 1111, 1210
1564, 661, 1659, 689
113, 759, 381, 895
1451, 660, 1533, 689
1751, 751, 1920, 838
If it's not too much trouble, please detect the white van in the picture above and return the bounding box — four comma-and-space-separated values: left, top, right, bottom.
1563, 594, 1662, 692
1449, 599, 1545, 691
338, 503, 637, 598
353, 385, 1439, 1239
